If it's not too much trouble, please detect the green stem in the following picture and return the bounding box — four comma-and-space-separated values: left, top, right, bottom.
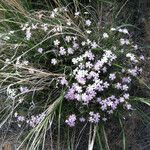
101, 125, 110, 150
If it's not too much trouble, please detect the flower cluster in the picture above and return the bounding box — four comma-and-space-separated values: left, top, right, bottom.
65, 114, 76, 127
58, 12, 142, 127
14, 112, 46, 128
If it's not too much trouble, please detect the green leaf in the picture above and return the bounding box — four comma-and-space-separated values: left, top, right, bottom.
119, 118, 126, 150
131, 97, 150, 106
96, 126, 104, 150
101, 125, 110, 150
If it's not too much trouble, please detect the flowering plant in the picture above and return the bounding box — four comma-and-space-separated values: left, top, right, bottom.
0, 1, 148, 150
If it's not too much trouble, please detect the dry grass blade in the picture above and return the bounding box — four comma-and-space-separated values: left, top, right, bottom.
2, 0, 28, 16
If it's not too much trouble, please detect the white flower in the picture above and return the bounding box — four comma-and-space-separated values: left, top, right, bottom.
122, 28, 129, 34
53, 26, 62, 32
118, 29, 123, 32
14, 112, 18, 117
118, 28, 129, 34
84, 11, 89, 14
65, 36, 72, 42
26, 27, 31, 40
115, 83, 122, 89
17, 116, 25, 121
82, 93, 88, 102
67, 48, 74, 54
21, 23, 28, 31
86, 39, 91, 45
79, 117, 86, 122
73, 42, 79, 49
120, 39, 130, 45
85, 20, 91, 26
18, 98, 24, 103
102, 67, 107, 73
110, 28, 116, 31
86, 61, 93, 68
37, 48, 43, 53
86, 30, 92, 34
75, 11, 80, 16
59, 47, 66, 55
53, 8, 58, 13
91, 41, 98, 49
103, 33, 109, 38
54, 39, 60, 46
51, 58, 57, 65
20, 86, 29, 93
120, 39, 126, 45
5, 58, 11, 64
122, 84, 129, 91
77, 56, 84, 62
41, 24, 48, 31
109, 73, 116, 80
126, 104, 132, 110
103, 82, 109, 88
126, 53, 137, 62
73, 36, 77, 41
72, 58, 78, 64
128, 69, 137, 76
104, 50, 112, 57
140, 55, 144, 60
125, 39, 130, 45
81, 41, 86, 46
132, 45, 138, 50
119, 97, 125, 103
7, 88, 16, 98
120, 38, 125, 45
56, 26, 63, 32
9, 31, 15, 34
102, 118, 107, 121
31, 23, 38, 29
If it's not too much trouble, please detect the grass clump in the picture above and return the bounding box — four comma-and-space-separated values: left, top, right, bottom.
0, 0, 149, 150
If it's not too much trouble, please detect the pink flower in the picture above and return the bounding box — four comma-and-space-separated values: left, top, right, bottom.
79, 117, 86, 122
123, 93, 129, 99
60, 77, 68, 86
89, 112, 100, 123
65, 114, 76, 127
65, 88, 76, 100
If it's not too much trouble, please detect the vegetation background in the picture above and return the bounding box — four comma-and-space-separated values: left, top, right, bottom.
0, 0, 150, 150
